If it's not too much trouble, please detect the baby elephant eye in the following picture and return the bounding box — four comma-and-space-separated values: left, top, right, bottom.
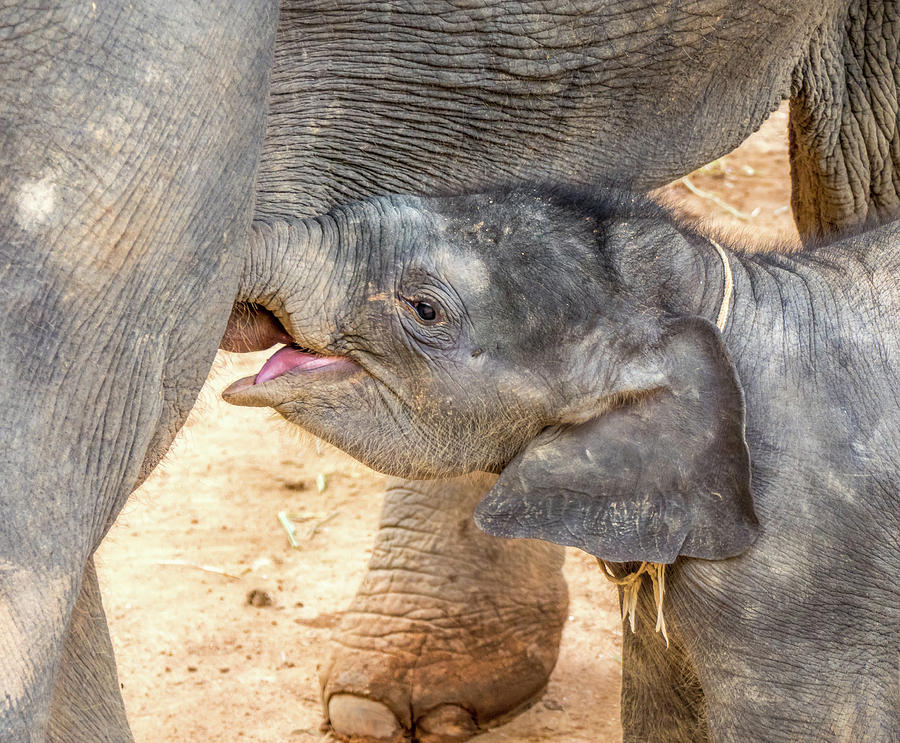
399, 294, 441, 324
414, 301, 436, 322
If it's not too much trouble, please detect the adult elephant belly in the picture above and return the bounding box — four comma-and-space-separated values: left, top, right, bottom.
245, 2, 900, 741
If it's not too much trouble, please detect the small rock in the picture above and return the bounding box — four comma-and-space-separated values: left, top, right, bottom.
247, 589, 275, 607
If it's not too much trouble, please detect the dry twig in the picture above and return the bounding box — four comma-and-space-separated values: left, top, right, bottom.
679, 176, 755, 221
154, 559, 242, 581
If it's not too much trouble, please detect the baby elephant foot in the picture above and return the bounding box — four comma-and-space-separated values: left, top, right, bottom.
322, 473, 568, 743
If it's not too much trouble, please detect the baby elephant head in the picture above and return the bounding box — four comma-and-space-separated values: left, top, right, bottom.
224, 187, 757, 564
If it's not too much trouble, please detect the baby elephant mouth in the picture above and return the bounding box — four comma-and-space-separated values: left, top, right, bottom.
255, 343, 350, 384
220, 303, 358, 406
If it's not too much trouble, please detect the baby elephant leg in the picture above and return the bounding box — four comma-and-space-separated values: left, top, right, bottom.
618, 564, 707, 743
322, 473, 568, 743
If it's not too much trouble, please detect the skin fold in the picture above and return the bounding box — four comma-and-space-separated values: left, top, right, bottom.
4, 1, 899, 740
224, 186, 900, 742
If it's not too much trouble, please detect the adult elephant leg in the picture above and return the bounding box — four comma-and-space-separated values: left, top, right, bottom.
0, 3, 277, 738
47, 560, 132, 743
322, 473, 568, 743
790, 1, 900, 238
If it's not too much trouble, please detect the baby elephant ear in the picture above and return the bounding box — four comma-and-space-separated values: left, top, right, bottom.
475, 317, 757, 563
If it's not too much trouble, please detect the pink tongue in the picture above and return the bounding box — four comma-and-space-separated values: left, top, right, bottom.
255, 346, 340, 385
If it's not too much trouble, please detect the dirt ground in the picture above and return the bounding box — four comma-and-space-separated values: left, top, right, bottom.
95, 103, 797, 743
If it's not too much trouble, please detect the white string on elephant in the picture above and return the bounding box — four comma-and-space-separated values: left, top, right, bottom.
710, 237, 733, 332
599, 237, 733, 649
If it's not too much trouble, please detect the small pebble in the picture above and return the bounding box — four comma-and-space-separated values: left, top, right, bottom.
247, 589, 275, 607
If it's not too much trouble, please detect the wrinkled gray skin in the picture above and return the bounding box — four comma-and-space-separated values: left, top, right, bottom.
1, 4, 279, 742
4, 1, 900, 741
224, 187, 900, 742
245, 3, 900, 740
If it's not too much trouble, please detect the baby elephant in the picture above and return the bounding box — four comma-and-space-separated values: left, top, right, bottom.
224, 187, 899, 742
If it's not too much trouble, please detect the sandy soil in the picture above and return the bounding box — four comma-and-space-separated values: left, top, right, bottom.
95, 103, 797, 743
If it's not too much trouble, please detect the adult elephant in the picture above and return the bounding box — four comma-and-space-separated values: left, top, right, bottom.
1, 2, 896, 743
1, 4, 280, 742
252, 3, 900, 742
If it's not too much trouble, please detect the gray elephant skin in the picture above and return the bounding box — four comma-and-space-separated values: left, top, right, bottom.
3, 1, 900, 741
224, 186, 900, 742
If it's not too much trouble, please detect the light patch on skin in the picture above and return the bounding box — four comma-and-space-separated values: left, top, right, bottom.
16, 177, 57, 232
89, 114, 128, 147
143, 62, 164, 86
433, 246, 491, 295
397, 204, 492, 293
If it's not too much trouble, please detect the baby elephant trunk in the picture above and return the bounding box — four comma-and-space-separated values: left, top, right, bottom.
220, 212, 361, 354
